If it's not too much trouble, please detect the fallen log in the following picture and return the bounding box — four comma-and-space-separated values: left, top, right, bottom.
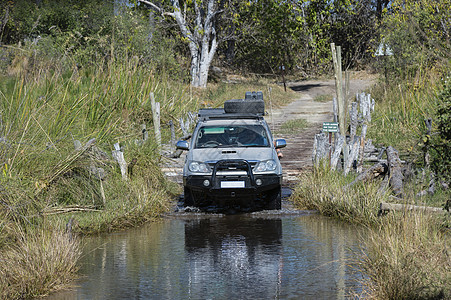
347, 162, 388, 188
379, 202, 447, 215
44, 205, 101, 215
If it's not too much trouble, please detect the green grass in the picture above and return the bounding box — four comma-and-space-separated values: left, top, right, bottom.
291, 165, 388, 225
276, 118, 309, 135
367, 73, 442, 157
314, 94, 333, 102
292, 165, 450, 299
358, 214, 450, 299
194, 79, 299, 109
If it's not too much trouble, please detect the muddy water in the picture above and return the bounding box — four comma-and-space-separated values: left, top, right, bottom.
49, 207, 366, 300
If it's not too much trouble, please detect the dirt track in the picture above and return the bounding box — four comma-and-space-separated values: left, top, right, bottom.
269, 77, 375, 184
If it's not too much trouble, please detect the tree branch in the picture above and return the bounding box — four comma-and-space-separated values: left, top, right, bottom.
138, 0, 174, 18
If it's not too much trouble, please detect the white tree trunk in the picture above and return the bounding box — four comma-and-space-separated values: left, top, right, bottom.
139, 0, 219, 88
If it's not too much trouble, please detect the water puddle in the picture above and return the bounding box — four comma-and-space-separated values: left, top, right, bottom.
47, 204, 366, 299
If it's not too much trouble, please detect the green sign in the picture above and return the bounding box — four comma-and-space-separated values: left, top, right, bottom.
323, 122, 339, 133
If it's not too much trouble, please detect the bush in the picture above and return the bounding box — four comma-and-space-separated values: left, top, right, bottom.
431, 75, 451, 183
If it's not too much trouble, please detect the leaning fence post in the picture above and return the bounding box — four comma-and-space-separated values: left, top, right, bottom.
150, 92, 161, 152
112, 143, 127, 181
169, 120, 176, 154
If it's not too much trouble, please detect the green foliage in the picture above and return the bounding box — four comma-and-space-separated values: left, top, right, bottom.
430, 75, 451, 183
377, 0, 451, 81
230, 0, 304, 74
230, 0, 377, 76
0, 0, 188, 81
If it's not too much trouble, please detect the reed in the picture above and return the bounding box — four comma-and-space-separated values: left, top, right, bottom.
0, 227, 81, 299
291, 165, 388, 225
358, 214, 450, 299
367, 72, 441, 154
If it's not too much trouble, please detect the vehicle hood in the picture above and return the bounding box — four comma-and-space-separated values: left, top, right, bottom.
190, 147, 274, 163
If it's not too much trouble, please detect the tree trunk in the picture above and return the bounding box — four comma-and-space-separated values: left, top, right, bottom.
139, 0, 219, 88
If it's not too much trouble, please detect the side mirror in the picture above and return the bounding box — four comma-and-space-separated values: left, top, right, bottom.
176, 140, 190, 151
275, 139, 286, 149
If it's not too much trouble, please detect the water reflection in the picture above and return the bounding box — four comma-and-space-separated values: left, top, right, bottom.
47, 214, 364, 300
184, 217, 283, 299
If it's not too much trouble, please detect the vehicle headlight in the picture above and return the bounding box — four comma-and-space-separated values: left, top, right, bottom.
188, 161, 210, 173
254, 160, 277, 173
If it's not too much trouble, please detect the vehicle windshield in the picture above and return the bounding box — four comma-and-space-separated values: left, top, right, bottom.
195, 125, 270, 148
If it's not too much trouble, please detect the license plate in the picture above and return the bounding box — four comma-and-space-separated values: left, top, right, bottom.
221, 181, 245, 188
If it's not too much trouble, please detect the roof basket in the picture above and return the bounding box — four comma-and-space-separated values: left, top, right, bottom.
224, 91, 265, 114
245, 91, 263, 100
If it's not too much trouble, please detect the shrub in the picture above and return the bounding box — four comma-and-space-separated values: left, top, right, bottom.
430, 75, 451, 183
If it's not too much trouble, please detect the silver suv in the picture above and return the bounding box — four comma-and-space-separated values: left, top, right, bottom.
176, 92, 286, 211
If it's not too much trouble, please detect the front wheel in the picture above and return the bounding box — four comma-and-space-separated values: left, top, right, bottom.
265, 187, 281, 210
183, 187, 195, 207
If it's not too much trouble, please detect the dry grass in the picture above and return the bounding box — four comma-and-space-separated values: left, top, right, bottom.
0, 227, 81, 299
358, 214, 450, 300
291, 165, 388, 225
195, 79, 298, 109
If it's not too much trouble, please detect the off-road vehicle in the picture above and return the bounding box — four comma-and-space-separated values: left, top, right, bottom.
176, 92, 286, 211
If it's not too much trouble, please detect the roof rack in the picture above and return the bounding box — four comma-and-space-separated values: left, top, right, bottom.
198, 108, 225, 117
198, 108, 263, 121
197, 91, 265, 120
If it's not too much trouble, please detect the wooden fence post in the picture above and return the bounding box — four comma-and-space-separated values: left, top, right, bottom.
357, 93, 373, 173
330, 133, 344, 170
331, 43, 347, 168
349, 102, 358, 141
150, 92, 161, 152
313, 133, 328, 166
387, 146, 403, 197
141, 124, 148, 142
344, 136, 360, 175
169, 120, 176, 154
112, 142, 127, 181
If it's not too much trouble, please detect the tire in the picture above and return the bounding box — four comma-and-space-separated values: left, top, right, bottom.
183, 187, 195, 207
266, 187, 281, 210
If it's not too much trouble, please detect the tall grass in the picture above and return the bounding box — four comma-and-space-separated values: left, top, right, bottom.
1, 64, 182, 225
292, 165, 388, 225
359, 214, 450, 299
368, 72, 442, 156
0, 59, 192, 296
0, 227, 80, 299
